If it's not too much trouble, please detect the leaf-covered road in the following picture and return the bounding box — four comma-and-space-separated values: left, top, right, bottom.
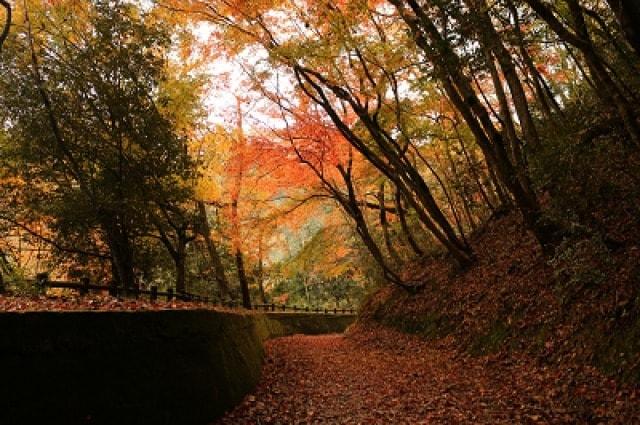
216, 326, 639, 424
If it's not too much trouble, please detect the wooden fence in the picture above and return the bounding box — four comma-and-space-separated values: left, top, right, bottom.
252, 304, 356, 315
16, 274, 356, 315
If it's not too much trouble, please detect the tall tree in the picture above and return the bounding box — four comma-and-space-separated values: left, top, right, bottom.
388, 0, 560, 251
230, 99, 251, 308
605, 0, 640, 56
522, 0, 640, 145
0, 0, 194, 290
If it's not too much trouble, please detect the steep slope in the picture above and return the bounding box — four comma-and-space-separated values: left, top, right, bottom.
361, 210, 640, 384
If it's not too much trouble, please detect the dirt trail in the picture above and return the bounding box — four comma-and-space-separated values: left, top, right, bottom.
216, 327, 639, 424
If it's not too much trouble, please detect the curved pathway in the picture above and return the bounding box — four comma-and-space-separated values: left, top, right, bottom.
216, 327, 639, 424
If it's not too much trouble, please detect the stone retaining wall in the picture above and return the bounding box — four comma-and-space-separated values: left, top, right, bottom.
0, 310, 354, 424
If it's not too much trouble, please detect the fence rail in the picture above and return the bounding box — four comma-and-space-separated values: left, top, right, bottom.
3, 274, 356, 315
251, 303, 355, 315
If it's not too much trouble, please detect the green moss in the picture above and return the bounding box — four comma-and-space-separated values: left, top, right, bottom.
530, 324, 551, 354
266, 313, 355, 337
469, 321, 510, 356
378, 312, 453, 340
591, 313, 640, 383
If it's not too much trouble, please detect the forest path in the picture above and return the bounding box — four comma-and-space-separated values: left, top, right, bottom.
215, 326, 633, 424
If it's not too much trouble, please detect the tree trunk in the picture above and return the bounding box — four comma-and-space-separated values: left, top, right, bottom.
458, 135, 496, 213
196, 201, 231, 298
393, 0, 560, 250
295, 66, 474, 267
484, 54, 535, 202
175, 235, 187, 294
395, 188, 424, 256
443, 143, 477, 232
337, 165, 409, 289
256, 238, 266, 304
606, 0, 640, 57
232, 99, 250, 308
235, 250, 251, 309
175, 255, 186, 295
104, 219, 136, 293
565, 0, 640, 146
303, 278, 310, 305
413, 147, 468, 248
378, 183, 401, 262
523, 0, 640, 145
471, 1, 541, 150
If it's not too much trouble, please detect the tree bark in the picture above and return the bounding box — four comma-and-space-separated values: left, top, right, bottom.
196, 201, 231, 298
523, 0, 640, 145
294, 66, 474, 267
256, 237, 266, 304
395, 188, 424, 256
0, 0, 10, 53
378, 183, 401, 262
606, 0, 640, 57
469, 0, 541, 150
235, 248, 251, 309
232, 99, 251, 308
175, 241, 186, 294
443, 142, 477, 232
457, 134, 496, 213
391, 0, 560, 250
104, 220, 136, 293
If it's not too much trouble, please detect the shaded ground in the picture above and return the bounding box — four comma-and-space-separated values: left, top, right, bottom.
216, 325, 639, 424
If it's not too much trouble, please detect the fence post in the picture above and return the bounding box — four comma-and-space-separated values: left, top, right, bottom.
305, 306, 309, 312
150, 285, 158, 302
36, 272, 49, 295
80, 277, 90, 296
334, 308, 337, 314
324, 308, 328, 314
167, 288, 174, 301
281, 304, 286, 311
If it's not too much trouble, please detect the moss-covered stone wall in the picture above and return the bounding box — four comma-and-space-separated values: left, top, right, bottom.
0, 310, 354, 425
